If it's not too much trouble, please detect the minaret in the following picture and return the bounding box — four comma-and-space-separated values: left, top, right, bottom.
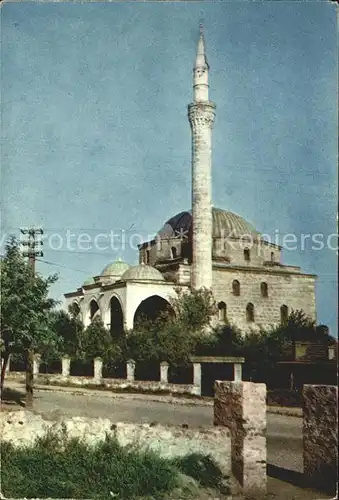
188, 24, 216, 289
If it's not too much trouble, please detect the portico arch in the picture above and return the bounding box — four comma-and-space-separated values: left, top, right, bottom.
109, 295, 124, 337
89, 299, 100, 321
133, 295, 173, 326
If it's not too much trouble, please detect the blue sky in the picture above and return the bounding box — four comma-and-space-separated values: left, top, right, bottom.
1, 1, 337, 335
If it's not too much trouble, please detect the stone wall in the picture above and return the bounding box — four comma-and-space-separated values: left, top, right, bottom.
6, 372, 201, 397
212, 266, 316, 330
6, 357, 203, 397
303, 384, 338, 494
0, 410, 231, 480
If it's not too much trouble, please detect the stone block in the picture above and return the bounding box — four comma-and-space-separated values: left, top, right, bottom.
303, 384, 338, 494
214, 380, 267, 497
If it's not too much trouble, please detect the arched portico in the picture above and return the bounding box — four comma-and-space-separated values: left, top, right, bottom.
109, 296, 124, 337
133, 295, 173, 327
90, 299, 100, 318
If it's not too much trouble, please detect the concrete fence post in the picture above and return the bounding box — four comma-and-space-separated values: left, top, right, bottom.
303, 385, 338, 495
93, 357, 103, 384
1, 355, 11, 374
193, 362, 201, 396
126, 359, 135, 382
214, 380, 267, 498
33, 354, 41, 377
160, 361, 169, 384
62, 355, 71, 378
234, 363, 242, 382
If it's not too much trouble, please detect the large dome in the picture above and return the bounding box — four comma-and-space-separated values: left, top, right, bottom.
121, 264, 165, 282
158, 207, 260, 240
101, 259, 130, 277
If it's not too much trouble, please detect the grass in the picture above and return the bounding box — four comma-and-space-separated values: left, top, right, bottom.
1, 431, 229, 499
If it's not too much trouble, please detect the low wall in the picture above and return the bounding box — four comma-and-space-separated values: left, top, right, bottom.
0, 410, 231, 479
5, 372, 200, 396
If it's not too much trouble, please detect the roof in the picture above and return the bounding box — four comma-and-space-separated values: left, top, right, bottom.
157, 207, 261, 240
101, 258, 130, 277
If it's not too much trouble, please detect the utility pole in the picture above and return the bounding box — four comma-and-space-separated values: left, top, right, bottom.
20, 227, 43, 408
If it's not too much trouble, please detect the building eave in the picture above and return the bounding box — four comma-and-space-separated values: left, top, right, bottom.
212, 263, 317, 278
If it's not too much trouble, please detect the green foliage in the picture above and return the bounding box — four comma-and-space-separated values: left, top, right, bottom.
1, 432, 178, 499
0, 237, 59, 357
1, 430, 230, 499
79, 318, 121, 362
47, 309, 83, 359
170, 287, 217, 333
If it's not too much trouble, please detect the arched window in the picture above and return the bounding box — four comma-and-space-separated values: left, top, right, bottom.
244, 248, 251, 261
280, 305, 289, 325
246, 303, 255, 323
260, 282, 268, 298
146, 250, 150, 264
171, 246, 177, 259
232, 280, 240, 296
271, 252, 275, 263
218, 302, 227, 322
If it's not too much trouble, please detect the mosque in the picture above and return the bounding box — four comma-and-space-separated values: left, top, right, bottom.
64, 28, 317, 334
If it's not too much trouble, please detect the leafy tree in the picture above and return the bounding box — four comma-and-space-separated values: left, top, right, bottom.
0, 237, 59, 401
47, 307, 84, 359
79, 318, 120, 362
169, 287, 217, 333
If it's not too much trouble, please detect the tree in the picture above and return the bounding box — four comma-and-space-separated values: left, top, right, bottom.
48, 306, 84, 359
79, 317, 120, 362
0, 237, 59, 403
169, 287, 217, 333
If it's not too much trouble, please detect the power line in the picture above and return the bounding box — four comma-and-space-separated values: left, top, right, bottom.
36, 258, 90, 275
43, 249, 121, 257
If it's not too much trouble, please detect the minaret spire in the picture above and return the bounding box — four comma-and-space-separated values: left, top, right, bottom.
193, 23, 209, 102
188, 25, 216, 290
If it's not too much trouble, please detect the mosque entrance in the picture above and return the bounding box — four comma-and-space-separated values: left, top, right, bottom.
133, 295, 173, 326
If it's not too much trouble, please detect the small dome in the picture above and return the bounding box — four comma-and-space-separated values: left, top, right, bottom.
83, 277, 95, 286
101, 258, 130, 277
158, 207, 260, 240
121, 264, 165, 282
